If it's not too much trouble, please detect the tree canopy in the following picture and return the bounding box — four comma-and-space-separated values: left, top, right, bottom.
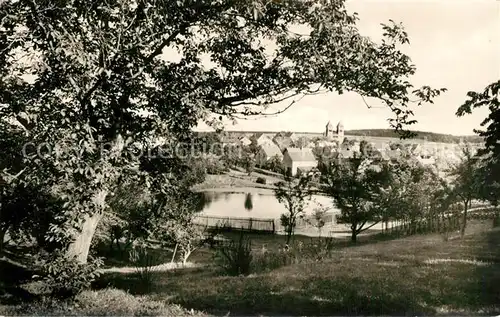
456, 80, 500, 205
1, 0, 445, 262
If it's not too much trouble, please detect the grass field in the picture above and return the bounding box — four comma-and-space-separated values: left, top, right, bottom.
192, 169, 284, 192
94, 220, 500, 316
2, 220, 499, 316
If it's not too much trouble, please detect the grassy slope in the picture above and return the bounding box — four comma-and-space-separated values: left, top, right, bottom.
3, 221, 499, 316
0, 288, 208, 316
101, 221, 499, 316
192, 169, 282, 192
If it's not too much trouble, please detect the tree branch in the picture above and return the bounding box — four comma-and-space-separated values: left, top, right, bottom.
128, 25, 189, 81
357, 220, 380, 233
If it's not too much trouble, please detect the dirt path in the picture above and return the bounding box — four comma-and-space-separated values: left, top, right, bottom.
98, 262, 203, 274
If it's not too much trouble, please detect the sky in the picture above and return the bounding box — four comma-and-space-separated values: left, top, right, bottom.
196, 0, 500, 136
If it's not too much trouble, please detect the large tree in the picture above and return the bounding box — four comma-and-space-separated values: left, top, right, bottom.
321, 158, 391, 242
456, 80, 500, 205
1, 0, 444, 263
274, 173, 313, 244
447, 144, 482, 237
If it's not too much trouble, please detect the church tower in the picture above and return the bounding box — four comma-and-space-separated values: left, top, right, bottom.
337, 121, 344, 144
325, 121, 335, 140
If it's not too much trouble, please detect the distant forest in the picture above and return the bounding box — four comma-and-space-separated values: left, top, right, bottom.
345, 129, 484, 143
197, 129, 484, 144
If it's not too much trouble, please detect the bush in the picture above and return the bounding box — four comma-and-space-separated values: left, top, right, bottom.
493, 213, 500, 228
215, 232, 252, 276
252, 248, 299, 273
35, 250, 103, 299
0, 289, 208, 316
205, 156, 228, 175
252, 238, 336, 273
256, 177, 266, 184
129, 246, 160, 293
298, 237, 336, 261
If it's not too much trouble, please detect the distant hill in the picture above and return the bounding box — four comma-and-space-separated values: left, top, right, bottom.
345, 129, 484, 144
196, 129, 484, 144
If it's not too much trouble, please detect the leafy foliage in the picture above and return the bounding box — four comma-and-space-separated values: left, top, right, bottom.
447, 144, 483, 236
321, 158, 391, 242
0, 0, 445, 264
456, 80, 500, 205
274, 173, 314, 244
160, 189, 205, 264
129, 246, 160, 293
255, 177, 267, 184
307, 203, 329, 237
215, 232, 253, 276
264, 155, 286, 174
35, 250, 103, 299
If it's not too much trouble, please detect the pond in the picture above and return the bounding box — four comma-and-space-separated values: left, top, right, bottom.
194, 190, 338, 220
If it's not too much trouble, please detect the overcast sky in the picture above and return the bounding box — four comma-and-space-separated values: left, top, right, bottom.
196, 0, 499, 136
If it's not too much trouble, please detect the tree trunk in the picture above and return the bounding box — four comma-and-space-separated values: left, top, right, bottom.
0, 226, 7, 254
66, 189, 108, 264
286, 229, 292, 245
351, 224, 357, 243
66, 212, 103, 264
171, 243, 178, 263
460, 200, 469, 238
115, 237, 121, 251
182, 248, 192, 265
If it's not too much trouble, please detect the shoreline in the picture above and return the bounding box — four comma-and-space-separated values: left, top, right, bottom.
192, 186, 276, 194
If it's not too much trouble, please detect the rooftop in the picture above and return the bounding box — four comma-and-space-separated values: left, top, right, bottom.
260, 143, 283, 158
284, 147, 317, 162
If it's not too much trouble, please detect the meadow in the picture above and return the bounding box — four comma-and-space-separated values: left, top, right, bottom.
3, 219, 499, 316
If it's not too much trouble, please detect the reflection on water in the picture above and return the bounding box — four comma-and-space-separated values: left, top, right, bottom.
194, 190, 336, 219
244, 193, 253, 211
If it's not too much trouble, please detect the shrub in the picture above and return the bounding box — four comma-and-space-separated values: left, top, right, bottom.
252, 238, 336, 273
205, 156, 228, 175
129, 246, 160, 293
215, 232, 252, 276
298, 237, 336, 261
252, 248, 299, 273
0, 289, 208, 316
256, 177, 266, 184
35, 250, 103, 299
493, 212, 500, 228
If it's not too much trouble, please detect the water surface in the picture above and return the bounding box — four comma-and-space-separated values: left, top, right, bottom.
195, 190, 337, 220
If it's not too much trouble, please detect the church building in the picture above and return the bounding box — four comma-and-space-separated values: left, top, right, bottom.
325, 120, 345, 144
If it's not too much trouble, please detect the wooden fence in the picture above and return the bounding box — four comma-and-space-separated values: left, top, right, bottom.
194, 215, 276, 233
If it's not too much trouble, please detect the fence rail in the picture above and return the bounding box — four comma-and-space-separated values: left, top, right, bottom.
194, 215, 276, 233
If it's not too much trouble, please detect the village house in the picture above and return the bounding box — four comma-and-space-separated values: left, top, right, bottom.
239, 136, 252, 146
252, 132, 274, 146
272, 131, 295, 151
256, 143, 283, 167
283, 147, 318, 176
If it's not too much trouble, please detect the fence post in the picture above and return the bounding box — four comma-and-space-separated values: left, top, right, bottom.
272, 220, 275, 234
249, 218, 253, 231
